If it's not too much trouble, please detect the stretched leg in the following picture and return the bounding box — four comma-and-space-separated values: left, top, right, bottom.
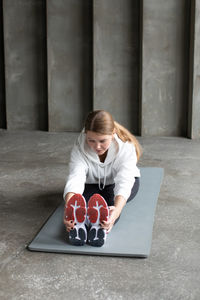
101, 184, 115, 206
114, 177, 140, 225
65, 194, 87, 246
83, 184, 115, 206
83, 184, 101, 203
127, 177, 140, 203
87, 194, 109, 247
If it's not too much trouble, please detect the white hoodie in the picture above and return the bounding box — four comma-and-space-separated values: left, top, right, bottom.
63, 131, 140, 201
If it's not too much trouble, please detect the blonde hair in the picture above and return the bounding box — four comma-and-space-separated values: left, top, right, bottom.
84, 110, 142, 160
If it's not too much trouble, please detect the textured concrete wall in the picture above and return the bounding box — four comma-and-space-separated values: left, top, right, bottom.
0, 3, 6, 128
188, 0, 200, 139
1, 0, 198, 138
47, 0, 92, 131
141, 0, 190, 136
93, 0, 140, 134
3, 0, 47, 130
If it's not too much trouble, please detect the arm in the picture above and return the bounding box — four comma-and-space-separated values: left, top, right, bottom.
114, 195, 127, 216
113, 144, 138, 201
63, 192, 76, 232
101, 195, 126, 232
65, 192, 75, 204
101, 144, 139, 232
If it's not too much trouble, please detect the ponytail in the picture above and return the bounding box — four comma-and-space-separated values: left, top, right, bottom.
114, 121, 142, 160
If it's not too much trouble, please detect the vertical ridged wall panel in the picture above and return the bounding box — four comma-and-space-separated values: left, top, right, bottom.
0, 0, 197, 138
188, 0, 200, 139
141, 0, 190, 136
47, 0, 93, 131
93, 0, 140, 134
0, 2, 5, 128
3, 0, 47, 130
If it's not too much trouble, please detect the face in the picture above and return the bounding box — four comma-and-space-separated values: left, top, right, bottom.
86, 131, 113, 156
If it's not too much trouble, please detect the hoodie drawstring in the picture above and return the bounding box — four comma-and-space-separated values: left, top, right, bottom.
98, 165, 107, 190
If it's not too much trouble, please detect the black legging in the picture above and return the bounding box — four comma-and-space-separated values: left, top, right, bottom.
83, 177, 140, 206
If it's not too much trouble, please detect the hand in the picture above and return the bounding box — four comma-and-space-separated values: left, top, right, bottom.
100, 206, 120, 233
63, 193, 76, 232
63, 214, 76, 232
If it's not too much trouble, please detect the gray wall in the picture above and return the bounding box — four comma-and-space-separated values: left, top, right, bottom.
0, 0, 199, 137
141, 0, 190, 136
47, 0, 93, 131
3, 0, 47, 130
0, 2, 6, 129
93, 0, 140, 133
188, 0, 200, 139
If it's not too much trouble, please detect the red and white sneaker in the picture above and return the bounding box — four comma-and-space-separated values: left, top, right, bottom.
65, 194, 87, 246
87, 194, 109, 247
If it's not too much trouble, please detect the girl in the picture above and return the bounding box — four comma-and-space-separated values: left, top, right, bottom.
63, 110, 141, 247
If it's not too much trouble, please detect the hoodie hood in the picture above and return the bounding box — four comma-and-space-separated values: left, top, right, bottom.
77, 130, 121, 166
77, 130, 122, 190
63, 130, 140, 199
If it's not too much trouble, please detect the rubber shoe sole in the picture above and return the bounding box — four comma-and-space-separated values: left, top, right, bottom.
65, 194, 87, 246
87, 194, 109, 247
88, 226, 106, 247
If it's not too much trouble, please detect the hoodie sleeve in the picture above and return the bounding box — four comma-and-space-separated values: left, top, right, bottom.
113, 143, 139, 200
63, 143, 88, 200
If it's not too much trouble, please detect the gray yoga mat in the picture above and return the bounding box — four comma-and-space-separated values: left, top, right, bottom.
28, 167, 164, 257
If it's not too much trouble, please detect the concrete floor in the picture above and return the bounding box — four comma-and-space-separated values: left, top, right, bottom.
0, 130, 199, 300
